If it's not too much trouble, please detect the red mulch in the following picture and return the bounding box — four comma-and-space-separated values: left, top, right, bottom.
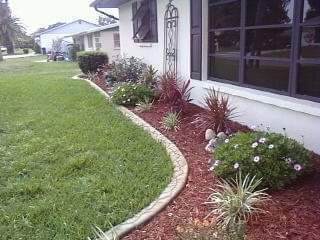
92, 79, 320, 240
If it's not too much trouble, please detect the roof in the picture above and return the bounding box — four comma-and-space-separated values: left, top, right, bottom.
69, 23, 119, 37
90, 0, 130, 8
38, 19, 100, 35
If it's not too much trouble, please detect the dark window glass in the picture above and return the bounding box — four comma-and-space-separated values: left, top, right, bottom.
209, 1, 241, 29
246, 0, 294, 26
297, 64, 320, 98
301, 27, 320, 59
209, 57, 239, 82
303, 0, 320, 24
244, 60, 289, 91
246, 28, 292, 58
209, 30, 240, 55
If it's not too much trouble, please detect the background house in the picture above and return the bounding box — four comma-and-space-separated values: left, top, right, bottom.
91, 0, 320, 154
36, 19, 99, 53
72, 23, 120, 61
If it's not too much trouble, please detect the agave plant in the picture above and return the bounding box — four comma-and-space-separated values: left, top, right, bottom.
161, 111, 181, 131
206, 173, 269, 240
157, 72, 193, 113
135, 97, 153, 112
193, 88, 237, 135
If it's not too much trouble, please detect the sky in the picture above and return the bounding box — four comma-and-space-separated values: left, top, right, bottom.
9, 0, 119, 34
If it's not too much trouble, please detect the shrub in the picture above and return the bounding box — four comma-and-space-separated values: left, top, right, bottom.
111, 83, 154, 106
213, 131, 312, 189
23, 48, 29, 54
108, 56, 147, 83
193, 88, 237, 135
77, 51, 108, 74
161, 111, 181, 131
206, 173, 269, 240
157, 72, 193, 113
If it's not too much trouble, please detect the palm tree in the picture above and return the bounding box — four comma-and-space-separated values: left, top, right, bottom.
0, 0, 25, 55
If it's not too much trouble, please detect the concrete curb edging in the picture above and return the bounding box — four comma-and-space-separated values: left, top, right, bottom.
72, 75, 189, 239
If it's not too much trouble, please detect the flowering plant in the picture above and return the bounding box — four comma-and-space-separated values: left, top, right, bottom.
213, 131, 312, 189
111, 83, 154, 107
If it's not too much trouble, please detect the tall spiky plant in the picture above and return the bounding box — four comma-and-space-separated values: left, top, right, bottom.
206, 173, 269, 240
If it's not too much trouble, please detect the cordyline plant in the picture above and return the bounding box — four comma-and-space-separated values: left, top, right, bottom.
193, 88, 237, 134
157, 72, 193, 113
206, 173, 269, 240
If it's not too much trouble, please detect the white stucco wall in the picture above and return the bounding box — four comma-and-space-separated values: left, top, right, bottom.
118, 0, 320, 154
79, 29, 120, 61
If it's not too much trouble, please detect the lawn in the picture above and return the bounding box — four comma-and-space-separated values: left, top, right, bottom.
0, 57, 173, 240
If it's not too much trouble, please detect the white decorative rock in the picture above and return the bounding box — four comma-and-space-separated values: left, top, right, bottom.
205, 144, 214, 153
208, 138, 217, 147
217, 132, 227, 140
205, 129, 216, 141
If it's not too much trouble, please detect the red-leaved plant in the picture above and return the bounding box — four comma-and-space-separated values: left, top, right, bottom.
157, 72, 193, 113
193, 88, 238, 134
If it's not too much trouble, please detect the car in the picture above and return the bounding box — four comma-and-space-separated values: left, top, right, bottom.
0, 46, 7, 54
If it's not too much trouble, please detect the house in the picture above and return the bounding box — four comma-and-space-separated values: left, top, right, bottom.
36, 19, 99, 53
90, 0, 320, 154
71, 23, 120, 61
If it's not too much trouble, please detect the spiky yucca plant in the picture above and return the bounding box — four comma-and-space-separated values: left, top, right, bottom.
193, 88, 237, 134
135, 97, 153, 112
161, 111, 181, 131
206, 173, 269, 240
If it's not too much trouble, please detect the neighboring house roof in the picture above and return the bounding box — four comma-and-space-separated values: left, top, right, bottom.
90, 0, 130, 8
39, 19, 100, 35
69, 23, 119, 37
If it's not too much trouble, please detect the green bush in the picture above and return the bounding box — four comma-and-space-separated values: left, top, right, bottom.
33, 43, 41, 54
213, 131, 312, 189
23, 48, 29, 54
111, 84, 154, 106
77, 51, 108, 74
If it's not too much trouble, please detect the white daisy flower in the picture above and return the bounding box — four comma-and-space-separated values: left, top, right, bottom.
123, 94, 126, 97
268, 144, 274, 149
252, 142, 258, 148
253, 156, 260, 163
121, 88, 125, 92
225, 139, 230, 143
259, 138, 266, 144
234, 144, 239, 149
294, 164, 302, 171
234, 163, 239, 169
127, 99, 131, 102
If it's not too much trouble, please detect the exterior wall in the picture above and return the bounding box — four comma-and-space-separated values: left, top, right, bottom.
117, 0, 320, 154
40, 33, 68, 51
78, 29, 121, 61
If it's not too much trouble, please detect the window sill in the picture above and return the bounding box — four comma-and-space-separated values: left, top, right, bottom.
192, 79, 320, 118
137, 43, 153, 48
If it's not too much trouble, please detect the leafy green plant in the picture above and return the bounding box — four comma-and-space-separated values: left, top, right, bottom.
111, 83, 154, 106
206, 173, 269, 240
77, 51, 109, 74
161, 111, 181, 131
142, 65, 158, 88
193, 88, 237, 134
157, 72, 193, 113
135, 97, 153, 112
213, 131, 312, 189
108, 56, 147, 83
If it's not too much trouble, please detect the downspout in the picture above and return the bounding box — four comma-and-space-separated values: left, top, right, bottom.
94, 6, 119, 21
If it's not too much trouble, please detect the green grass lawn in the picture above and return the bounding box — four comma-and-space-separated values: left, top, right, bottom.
0, 57, 173, 240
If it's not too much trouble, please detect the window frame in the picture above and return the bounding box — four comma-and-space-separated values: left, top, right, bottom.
132, 0, 158, 43
113, 32, 121, 48
207, 0, 320, 103
87, 34, 93, 48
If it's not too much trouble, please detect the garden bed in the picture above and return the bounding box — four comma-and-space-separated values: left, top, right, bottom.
91, 76, 320, 240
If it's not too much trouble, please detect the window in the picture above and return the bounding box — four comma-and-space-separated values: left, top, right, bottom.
113, 32, 120, 48
132, 0, 158, 43
87, 34, 93, 48
208, 0, 320, 102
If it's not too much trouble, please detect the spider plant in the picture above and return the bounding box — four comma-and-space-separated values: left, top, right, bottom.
206, 172, 269, 240
161, 111, 181, 131
135, 97, 153, 112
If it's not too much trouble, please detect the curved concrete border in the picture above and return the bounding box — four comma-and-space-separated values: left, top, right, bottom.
72, 75, 188, 239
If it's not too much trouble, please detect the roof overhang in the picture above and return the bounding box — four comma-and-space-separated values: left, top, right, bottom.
90, 0, 130, 8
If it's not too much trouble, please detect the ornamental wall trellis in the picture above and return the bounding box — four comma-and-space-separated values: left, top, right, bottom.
164, 0, 179, 76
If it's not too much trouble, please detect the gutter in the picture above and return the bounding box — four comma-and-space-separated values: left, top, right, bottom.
94, 6, 119, 21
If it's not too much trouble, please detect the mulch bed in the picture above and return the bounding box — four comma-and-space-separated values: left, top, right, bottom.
91, 78, 320, 240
